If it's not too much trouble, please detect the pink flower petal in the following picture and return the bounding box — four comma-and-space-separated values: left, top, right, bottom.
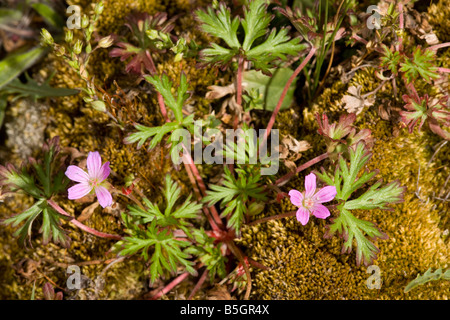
304, 173, 316, 198
314, 186, 337, 203
296, 207, 310, 225
87, 151, 102, 178
288, 190, 303, 207
68, 183, 92, 200
98, 161, 111, 182
312, 204, 331, 219
65, 165, 89, 183
95, 186, 113, 208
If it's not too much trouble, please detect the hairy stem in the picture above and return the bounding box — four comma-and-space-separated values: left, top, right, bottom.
188, 269, 209, 300
429, 42, 450, 52
275, 152, 329, 186
227, 241, 252, 300
264, 46, 317, 141
149, 271, 190, 300
47, 199, 122, 240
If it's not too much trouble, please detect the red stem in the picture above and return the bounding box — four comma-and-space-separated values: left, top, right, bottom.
428, 42, 450, 52
157, 93, 169, 122
234, 56, 244, 130
275, 152, 329, 186
397, 3, 404, 51
188, 269, 209, 300
264, 47, 317, 141
149, 271, 190, 300
47, 199, 123, 240
438, 67, 450, 73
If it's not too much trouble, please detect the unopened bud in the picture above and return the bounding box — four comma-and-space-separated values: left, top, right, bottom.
94, 2, 104, 15
146, 29, 158, 40
65, 30, 73, 43
98, 35, 114, 48
81, 15, 89, 28
91, 100, 106, 112
73, 39, 83, 54
40, 28, 54, 46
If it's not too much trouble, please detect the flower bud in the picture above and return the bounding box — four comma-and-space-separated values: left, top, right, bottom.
94, 2, 104, 15
91, 100, 106, 112
65, 30, 73, 43
146, 29, 158, 40
81, 15, 89, 28
73, 39, 83, 54
40, 28, 54, 46
98, 35, 114, 48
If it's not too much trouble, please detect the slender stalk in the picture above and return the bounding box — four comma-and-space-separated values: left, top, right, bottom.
397, 3, 404, 51
235, 56, 245, 130
247, 210, 296, 226
47, 200, 122, 240
227, 241, 252, 300
428, 42, 450, 52
149, 271, 190, 300
188, 269, 209, 300
438, 67, 450, 73
264, 46, 317, 141
275, 152, 329, 186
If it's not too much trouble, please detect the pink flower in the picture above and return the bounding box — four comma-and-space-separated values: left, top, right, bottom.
288, 173, 337, 225
65, 151, 113, 208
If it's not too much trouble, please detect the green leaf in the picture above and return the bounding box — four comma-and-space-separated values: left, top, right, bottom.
30, 2, 65, 29
204, 166, 266, 235
246, 28, 305, 75
344, 180, 404, 211
195, 3, 240, 49
315, 142, 405, 266
186, 228, 227, 281
144, 73, 188, 123
1, 73, 79, 102
243, 67, 297, 111
0, 8, 22, 24
0, 46, 47, 89
399, 47, 439, 83
326, 207, 387, 266
124, 122, 179, 150
380, 45, 401, 75
404, 268, 450, 293
241, 0, 271, 51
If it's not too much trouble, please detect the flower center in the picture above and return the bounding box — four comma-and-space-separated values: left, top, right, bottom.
90, 178, 99, 188
304, 198, 314, 208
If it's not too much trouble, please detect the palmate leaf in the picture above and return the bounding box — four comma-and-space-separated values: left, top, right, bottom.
126, 74, 194, 151
315, 142, 405, 266
127, 175, 202, 232
404, 268, 450, 293
399, 47, 439, 83
246, 27, 305, 75
380, 45, 401, 75
203, 166, 266, 235
119, 176, 202, 283
144, 73, 188, 123
195, 3, 240, 49
119, 220, 197, 285
0, 137, 71, 246
325, 208, 387, 266
185, 228, 227, 281
195, 0, 304, 74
